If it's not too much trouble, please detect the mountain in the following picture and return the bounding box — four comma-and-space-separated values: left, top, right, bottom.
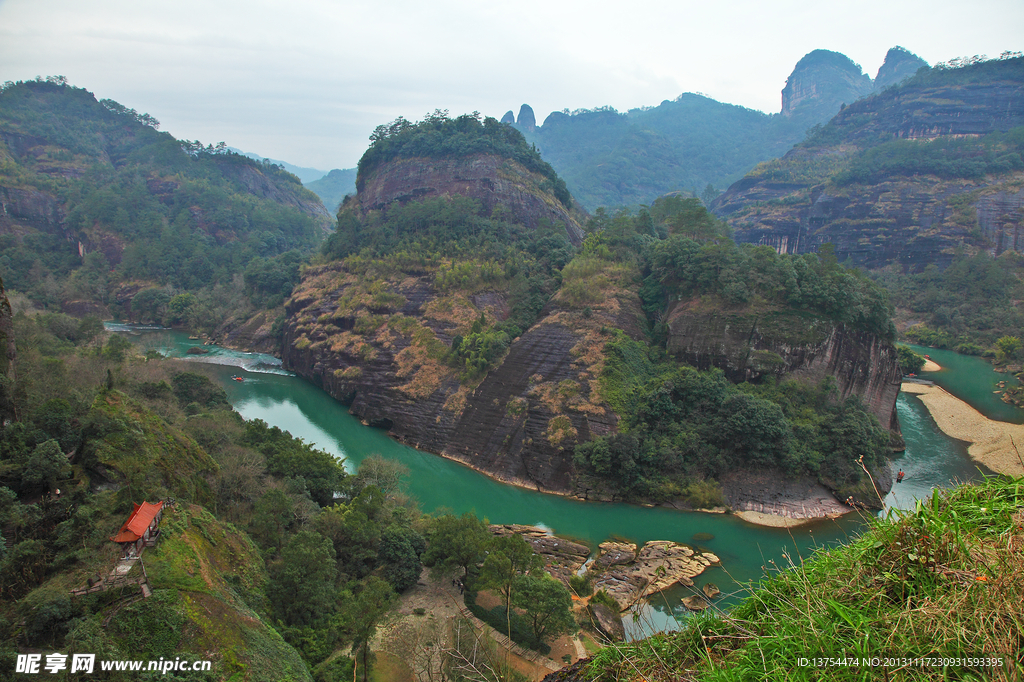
282, 113, 900, 512
229, 148, 328, 183
713, 54, 1024, 269
0, 77, 331, 327
505, 47, 927, 211
304, 167, 358, 213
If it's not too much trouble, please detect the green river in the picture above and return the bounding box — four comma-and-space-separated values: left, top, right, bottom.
112, 326, 1020, 636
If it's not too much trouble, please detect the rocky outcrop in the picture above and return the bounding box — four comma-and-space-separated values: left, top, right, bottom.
517, 104, 537, 131
720, 173, 1024, 270
589, 540, 720, 610
282, 264, 643, 493
717, 57, 1024, 269
215, 161, 333, 232
664, 301, 903, 435
214, 307, 284, 356
781, 50, 873, 121
0, 185, 65, 235
588, 603, 624, 641
720, 468, 867, 518
490, 524, 590, 583
356, 155, 587, 245
874, 46, 928, 90
0, 277, 15, 380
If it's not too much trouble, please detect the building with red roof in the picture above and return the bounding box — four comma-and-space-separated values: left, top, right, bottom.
111, 501, 164, 557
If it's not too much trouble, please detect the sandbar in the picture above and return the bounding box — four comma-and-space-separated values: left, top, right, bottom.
901, 382, 1024, 477
922, 358, 941, 372
733, 511, 825, 528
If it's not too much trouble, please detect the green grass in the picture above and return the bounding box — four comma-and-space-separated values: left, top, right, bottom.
584, 476, 1024, 680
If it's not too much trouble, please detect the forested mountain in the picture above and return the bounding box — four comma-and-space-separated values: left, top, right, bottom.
305, 167, 358, 213
506, 47, 927, 211
714, 54, 1024, 270
0, 77, 331, 334
285, 112, 900, 515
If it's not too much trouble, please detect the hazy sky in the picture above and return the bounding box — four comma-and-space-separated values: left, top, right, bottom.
1, 0, 1021, 172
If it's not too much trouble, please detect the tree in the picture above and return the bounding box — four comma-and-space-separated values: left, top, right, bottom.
250, 488, 294, 553
349, 576, 397, 682
511, 574, 576, 644
422, 512, 490, 579
354, 455, 408, 498
478, 534, 543, 605
995, 335, 1022, 362
267, 530, 338, 627
378, 525, 425, 592
22, 440, 70, 491
896, 344, 926, 374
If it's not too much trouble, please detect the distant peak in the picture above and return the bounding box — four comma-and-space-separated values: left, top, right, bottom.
875, 46, 929, 90
781, 49, 872, 119
791, 49, 865, 76
500, 110, 515, 125
517, 104, 536, 131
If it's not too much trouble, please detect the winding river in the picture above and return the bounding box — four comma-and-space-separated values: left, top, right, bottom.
112, 326, 1017, 636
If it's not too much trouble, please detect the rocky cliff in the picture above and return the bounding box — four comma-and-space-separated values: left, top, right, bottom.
281, 263, 645, 493
715, 56, 1024, 269
665, 299, 903, 435
873, 46, 928, 90
0, 276, 15, 381
781, 49, 874, 121
356, 154, 587, 244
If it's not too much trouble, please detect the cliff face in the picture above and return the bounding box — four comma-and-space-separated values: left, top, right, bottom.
781, 50, 874, 121
874, 46, 928, 90
281, 263, 644, 493
357, 155, 587, 245
0, 277, 15, 381
665, 299, 903, 435
716, 57, 1024, 269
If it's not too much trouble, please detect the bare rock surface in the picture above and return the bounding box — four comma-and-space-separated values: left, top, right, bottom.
490, 524, 590, 583
591, 540, 719, 610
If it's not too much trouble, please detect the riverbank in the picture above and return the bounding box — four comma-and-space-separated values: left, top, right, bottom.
922, 358, 941, 372
901, 382, 1024, 477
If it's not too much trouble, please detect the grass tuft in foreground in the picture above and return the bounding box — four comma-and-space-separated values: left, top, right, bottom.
584, 476, 1024, 681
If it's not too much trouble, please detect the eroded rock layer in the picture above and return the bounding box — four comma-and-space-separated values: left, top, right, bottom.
357, 155, 587, 245
281, 263, 645, 493
590, 541, 720, 610
665, 301, 903, 435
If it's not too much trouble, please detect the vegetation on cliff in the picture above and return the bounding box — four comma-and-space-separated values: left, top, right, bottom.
559, 202, 895, 504
871, 250, 1024, 357
719, 54, 1024, 270
576, 475, 1024, 680
0, 77, 327, 333
0, 304, 452, 679
357, 110, 571, 208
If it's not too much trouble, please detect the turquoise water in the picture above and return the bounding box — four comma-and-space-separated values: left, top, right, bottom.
114, 326, 991, 635
906, 344, 1023, 424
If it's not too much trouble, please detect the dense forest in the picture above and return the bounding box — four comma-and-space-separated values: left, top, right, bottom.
0, 77, 328, 333
871, 250, 1024, 362
0, 280, 580, 680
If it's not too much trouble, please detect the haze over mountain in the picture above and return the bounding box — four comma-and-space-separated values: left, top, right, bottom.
501, 47, 929, 210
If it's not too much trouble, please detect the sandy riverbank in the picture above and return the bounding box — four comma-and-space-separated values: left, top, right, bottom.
922, 358, 941, 372
901, 382, 1024, 477
732, 510, 826, 528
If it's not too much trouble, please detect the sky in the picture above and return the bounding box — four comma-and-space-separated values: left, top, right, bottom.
1, 0, 1021, 173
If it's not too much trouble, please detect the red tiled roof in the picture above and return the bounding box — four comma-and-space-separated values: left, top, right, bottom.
111, 501, 163, 543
